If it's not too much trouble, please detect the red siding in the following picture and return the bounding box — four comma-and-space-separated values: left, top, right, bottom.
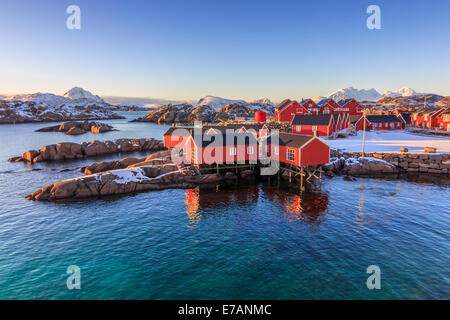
276, 101, 310, 122
300, 138, 330, 166
164, 135, 188, 149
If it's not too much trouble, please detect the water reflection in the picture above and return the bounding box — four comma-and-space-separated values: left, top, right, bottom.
263, 187, 329, 225
184, 184, 329, 227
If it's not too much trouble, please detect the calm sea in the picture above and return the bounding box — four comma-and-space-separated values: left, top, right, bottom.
0, 112, 448, 299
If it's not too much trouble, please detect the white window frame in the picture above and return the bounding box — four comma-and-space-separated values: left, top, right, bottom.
247, 146, 254, 155
287, 148, 295, 162
275, 147, 279, 155
230, 147, 237, 156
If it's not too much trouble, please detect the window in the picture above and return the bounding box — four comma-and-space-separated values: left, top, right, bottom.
287, 149, 295, 162
247, 146, 254, 155
275, 147, 279, 155
295, 125, 302, 131
312, 126, 317, 131
324, 108, 329, 114
230, 147, 237, 156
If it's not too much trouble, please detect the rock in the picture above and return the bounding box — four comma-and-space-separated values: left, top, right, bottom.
344, 157, 396, 175
59, 121, 80, 132
35, 125, 60, 132
22, 150, 39, 162
8, 156, 23, 162
400, 147, 408, 152
65, 127, 86, 135
146, 150, 172, 161
91, 123, 113, 134
81, 120, 92, 131
424, 147, 437, 153
9, 138, 165, 164
83, 140, 118, 156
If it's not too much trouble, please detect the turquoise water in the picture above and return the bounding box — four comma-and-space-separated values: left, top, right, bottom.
0, 112, 449, 299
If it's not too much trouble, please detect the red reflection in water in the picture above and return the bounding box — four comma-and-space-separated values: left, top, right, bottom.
184, 185, 329, 227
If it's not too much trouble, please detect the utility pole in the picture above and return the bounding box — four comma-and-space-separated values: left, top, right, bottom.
362, 109, 367, 158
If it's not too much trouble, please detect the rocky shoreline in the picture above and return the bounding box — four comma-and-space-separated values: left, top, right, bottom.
8, 138, 164, 163
21, 145, 450, 202
324, 150, 450, 176
36, 120, 116, 135
25, 150, 245, 201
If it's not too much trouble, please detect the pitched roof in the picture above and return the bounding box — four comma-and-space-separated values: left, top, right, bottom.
317, 98, 332, 107
192, 133, 258, 148
337, 98, 354, 106
264, 132, 314, 148
163, 126, 194, 137
276, 99, 293, 112
366, 115, 401, 123
291, 114, 332, 126
399, 112, 411, 124
349, 115, 362, 123
204, 124, 266, 133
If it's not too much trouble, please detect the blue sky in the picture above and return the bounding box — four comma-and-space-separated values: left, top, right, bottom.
0, 0, 449, 101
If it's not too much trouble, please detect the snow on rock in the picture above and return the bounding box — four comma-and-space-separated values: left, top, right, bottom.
63, 87, 105, 104
327, 87, 382, 102
196, 96, 247, 110
4, 93, 71, 106
382, 87, 418, 98
0, 87, 123, 123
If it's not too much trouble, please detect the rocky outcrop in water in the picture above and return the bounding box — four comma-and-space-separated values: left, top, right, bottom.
25, 165, 237, 201
8, 138, 165, 163
36, 120, 115, 135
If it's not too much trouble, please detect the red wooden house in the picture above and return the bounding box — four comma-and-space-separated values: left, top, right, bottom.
317, 98, 341, 114
163, 126, 194, 149
301, 99, 320, 114
365, 115, 403, 130
204, 124, 270, 139
275, 100, 310, 122
439, 112, 450, 131
428, 107, 450, 129
263, 133, 330, 167
353, 116, 371, 131
336, 99, 364, 115
184, 132, 259, 165
291, 114, 336, 137
437, 109, 450, 131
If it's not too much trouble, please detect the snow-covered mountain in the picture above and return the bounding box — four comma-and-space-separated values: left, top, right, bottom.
313, 86, 430, 102
4, 92, 71, 106
196, 96, 247, 110
252, 98, 274, 106
327, 87, 382, 102
0, 87, 123, 123
382, 87, 418, 98
63, 87, 104, 103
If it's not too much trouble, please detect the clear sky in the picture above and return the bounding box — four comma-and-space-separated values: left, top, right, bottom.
0, 0, 449, 101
